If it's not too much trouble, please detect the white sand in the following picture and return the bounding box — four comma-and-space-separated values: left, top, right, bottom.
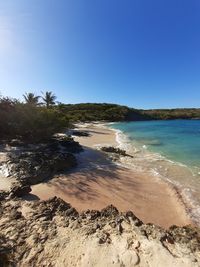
32, 123, 191, 228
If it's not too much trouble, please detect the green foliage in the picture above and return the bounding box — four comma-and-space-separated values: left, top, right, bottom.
42, 91, 56, 108
1, 91, 200, 144
56, 103, 200, 122
141, 108, 200, 120
57, 103, 146, 122
0, 97, 69, 143
23, 92, 40, 106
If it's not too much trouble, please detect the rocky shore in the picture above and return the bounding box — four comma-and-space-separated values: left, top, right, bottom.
0, 196, 199, 266
0, 135, 82, 198
0, 131, 200, 266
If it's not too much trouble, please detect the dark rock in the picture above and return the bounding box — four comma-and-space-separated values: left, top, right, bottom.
64, 207, 78, 217
109, 221, 117, 228
52, 152, 77, 172
140, 224, 164, 240
168, 225, 200, 252
9, 139, 25, 147
71, 130, 90, 137
0, 191, 9, 201
51, 135, 83, 153
101, 205, 119, 217
0, 235, 14, 267
82, 210, 101, 220
10, 210, 23, 220
98, 232, 110, 244
101, 146, 133, 158
6, 150, 77, 185
9, 184, 31, 198
117, 223, 123, 234
125, 211, 143, 226
40, 197, 79, 218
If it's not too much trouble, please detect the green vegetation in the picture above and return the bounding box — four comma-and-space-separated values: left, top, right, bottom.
141, 108, 200, 120
42, 91, 57, 108
57, 103, 149, 122
57, 103, 200, 122
0, 96, 68, 143
1, 91, 200, 143
23, 93, 40, 106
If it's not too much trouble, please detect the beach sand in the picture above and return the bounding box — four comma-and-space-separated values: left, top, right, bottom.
31, 123, 191, 228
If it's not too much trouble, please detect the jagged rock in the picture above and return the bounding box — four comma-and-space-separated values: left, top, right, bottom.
139, 223, 164, 240
9, 184, 31, 198
125, 211, 143, 226
168, 225, 200, 252
101, 146, 133, 158
98, 232, 111, 244
6, 151, 77, 185
71, 130, 90, 137
0, 235, 14, 267
51, 135, 83, 153
81, 209, 101, 220
0, 198, 199, 266
0, 190, 9, 201
101, 205, 119, 217
117, 222, 123, 234
38, 197, 79, 218
10, 210, 23, 220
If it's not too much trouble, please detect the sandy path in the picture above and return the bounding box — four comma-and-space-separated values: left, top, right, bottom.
32, 123, 191, 228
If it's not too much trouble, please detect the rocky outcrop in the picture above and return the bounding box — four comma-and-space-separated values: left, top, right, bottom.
101, 146, 133, 158
9, 183, 32, 198
50, 135, 83, 153
0, 136, 199, 266
5, 151, 77, 185
0, 197, 199, 267
0, 135, 82, 187
71, 130, 90, 137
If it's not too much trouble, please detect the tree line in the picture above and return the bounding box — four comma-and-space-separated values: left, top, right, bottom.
0, 91, 68, 143
1, 90, 200, 144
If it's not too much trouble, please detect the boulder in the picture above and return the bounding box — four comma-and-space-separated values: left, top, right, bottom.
71, 130, 90, 137
101, 146, 133, 158
9, 184, 31, 198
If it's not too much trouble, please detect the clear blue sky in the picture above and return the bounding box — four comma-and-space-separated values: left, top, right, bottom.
0, 0, 199, 109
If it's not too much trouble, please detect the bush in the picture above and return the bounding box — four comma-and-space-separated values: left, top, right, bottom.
0, 98, 69, 143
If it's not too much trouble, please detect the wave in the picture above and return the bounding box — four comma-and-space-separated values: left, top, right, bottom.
109, 125, 200, 226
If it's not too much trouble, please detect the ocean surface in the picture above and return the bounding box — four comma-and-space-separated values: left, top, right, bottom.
109, 120, 200, 225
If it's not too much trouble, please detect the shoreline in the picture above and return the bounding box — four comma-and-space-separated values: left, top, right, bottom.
31, 123, 192, 228
109, 124, 200, 226
109, 124, 196, 226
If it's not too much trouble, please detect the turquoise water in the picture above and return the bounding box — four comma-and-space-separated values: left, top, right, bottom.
111, 120, 200, 168
110, 120, 200, 224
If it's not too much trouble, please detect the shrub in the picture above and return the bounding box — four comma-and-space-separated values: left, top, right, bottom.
0, 98, 69, 143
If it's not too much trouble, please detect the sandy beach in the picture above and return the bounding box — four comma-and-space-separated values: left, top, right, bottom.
31, 123, 191, 228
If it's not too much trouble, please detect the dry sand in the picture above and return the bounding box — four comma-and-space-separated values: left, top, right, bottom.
32, 123, 191, 229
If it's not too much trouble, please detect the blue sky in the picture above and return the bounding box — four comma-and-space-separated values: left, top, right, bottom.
0, 0, 199, 109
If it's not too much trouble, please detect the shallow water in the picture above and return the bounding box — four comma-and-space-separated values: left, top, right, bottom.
109, 120, 200, 225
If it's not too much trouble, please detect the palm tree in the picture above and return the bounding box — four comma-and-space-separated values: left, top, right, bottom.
23, 93, 40, 106
42, 91, 56, 108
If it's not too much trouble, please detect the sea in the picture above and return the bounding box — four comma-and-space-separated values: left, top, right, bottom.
109, 120, 200, 225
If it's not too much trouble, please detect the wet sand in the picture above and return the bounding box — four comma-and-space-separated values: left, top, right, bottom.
32, 123, 191, 228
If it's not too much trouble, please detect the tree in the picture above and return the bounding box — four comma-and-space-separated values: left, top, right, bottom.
23, 93, 40, 106
42, 91, 56, 108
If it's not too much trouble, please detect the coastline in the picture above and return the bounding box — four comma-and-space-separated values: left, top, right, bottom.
31, 122, 192, 228
109, 123, 200, 226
